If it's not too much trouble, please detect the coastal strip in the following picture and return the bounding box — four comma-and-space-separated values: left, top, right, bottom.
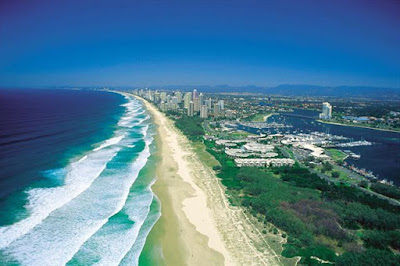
134, 95, 289, 266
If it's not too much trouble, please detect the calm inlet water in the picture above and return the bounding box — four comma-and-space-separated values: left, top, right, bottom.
0, 89, 161, 265
240, 108, 400, 185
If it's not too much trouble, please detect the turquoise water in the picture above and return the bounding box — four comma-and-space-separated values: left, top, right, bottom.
0, 89, 161, 265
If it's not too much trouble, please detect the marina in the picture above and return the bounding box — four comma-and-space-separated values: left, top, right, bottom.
235, 108, 400, 185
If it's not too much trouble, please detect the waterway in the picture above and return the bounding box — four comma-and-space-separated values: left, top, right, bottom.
238, 108, 400, 185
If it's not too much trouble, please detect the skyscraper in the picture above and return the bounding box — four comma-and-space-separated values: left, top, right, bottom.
160, 101, 167, 112
214, 103, 220, 118
199, 93, 204, 106
184, 92, 192, 109
160, 92, 167, 102
188, 101, 194, 117
193, 89, 198, 99
200, 105, 208, 118
218, 100, 224, 110
175, 91, 182, 103
319, 102, 332, 120
194, 98, 200, 112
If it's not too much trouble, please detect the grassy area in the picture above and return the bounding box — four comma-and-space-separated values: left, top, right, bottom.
326, 149, 348, 162
313, 164, 355, 185
279, 146, 295, 160
203, 140, 400, 265
228, 131, 255, 139
251, 113, 271, 122
191, 141, 220, 169
332, 165, 351, 180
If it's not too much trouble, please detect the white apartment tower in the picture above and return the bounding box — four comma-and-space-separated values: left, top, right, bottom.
199, 93, 204, 106
319, 102, 332, 120
160, 92, 167, 102
214, 103, 220, 118
200, 105, 208, 118
184, 92, 192, 109
192, 89, 198, 99
218, 100, 224, 110
175, 91, 182, 103
194, 98, 200, 112
188, 101, 194, 117
207, 98, 212, 109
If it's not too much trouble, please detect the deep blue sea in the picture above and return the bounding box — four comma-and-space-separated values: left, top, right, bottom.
0, 89, 160, 265
240, 108, 400, 185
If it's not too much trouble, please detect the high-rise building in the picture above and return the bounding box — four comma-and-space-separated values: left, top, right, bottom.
184, 92, 192, 109
199, 93, 204, 106
154, 92, 160, 103
193, 89, 198, 99
214, 103, 220, 118
207, 98, 212, 109
147, 90, 153, 101
160, 101, 167, 112
200, 105, 208, 118
194, 98, 200, 112
188, 101, 194, 117
160, 92, 167, 102
175, 91, 182, 103
319, 102, 332, 120
218, 100, 224, 110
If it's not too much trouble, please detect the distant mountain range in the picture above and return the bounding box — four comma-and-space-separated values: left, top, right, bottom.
156, 84, 400, 99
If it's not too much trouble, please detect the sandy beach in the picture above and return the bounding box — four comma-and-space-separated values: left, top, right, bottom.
263, 113, 277, 121
135, 95, 294, 266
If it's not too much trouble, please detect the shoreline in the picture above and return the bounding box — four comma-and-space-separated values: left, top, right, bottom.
136, 95, 228, 265
134, 95, 292, 265
317, 119, 400, 133
264, 113, 278, 121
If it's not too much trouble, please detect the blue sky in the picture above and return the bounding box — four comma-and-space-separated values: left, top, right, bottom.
0, 0, 399, 88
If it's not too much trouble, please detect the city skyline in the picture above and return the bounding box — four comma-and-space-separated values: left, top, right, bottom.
1, 0, 399, 88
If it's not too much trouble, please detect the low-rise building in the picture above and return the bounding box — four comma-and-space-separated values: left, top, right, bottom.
243, 142, 274, 153
234, 158, 295, 167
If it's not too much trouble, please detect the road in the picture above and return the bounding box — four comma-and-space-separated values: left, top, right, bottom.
287, 147, 400, 207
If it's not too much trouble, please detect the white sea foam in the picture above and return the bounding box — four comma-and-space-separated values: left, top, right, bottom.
2, 127, 154, 266
0, 95, 158, 266
77, 155, 88, 163
93, 135, 125, 151
118, 115, 149, 128
67, 135, 155, 266
0, 96, 133, 249
0, 146, 121, 250
119, 180, 161, 266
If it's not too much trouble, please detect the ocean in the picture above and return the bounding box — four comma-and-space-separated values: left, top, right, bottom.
0, 89, 161, 265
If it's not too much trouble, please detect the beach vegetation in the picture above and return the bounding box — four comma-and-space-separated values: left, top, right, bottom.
169, 113, 400, 266
171, 115, 205, 140
201, 140, 400, 265
369, 182, 400, 200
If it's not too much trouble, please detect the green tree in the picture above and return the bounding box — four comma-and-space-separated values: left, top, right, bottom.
332, 171, 340, 178
323, 162, 333, 172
